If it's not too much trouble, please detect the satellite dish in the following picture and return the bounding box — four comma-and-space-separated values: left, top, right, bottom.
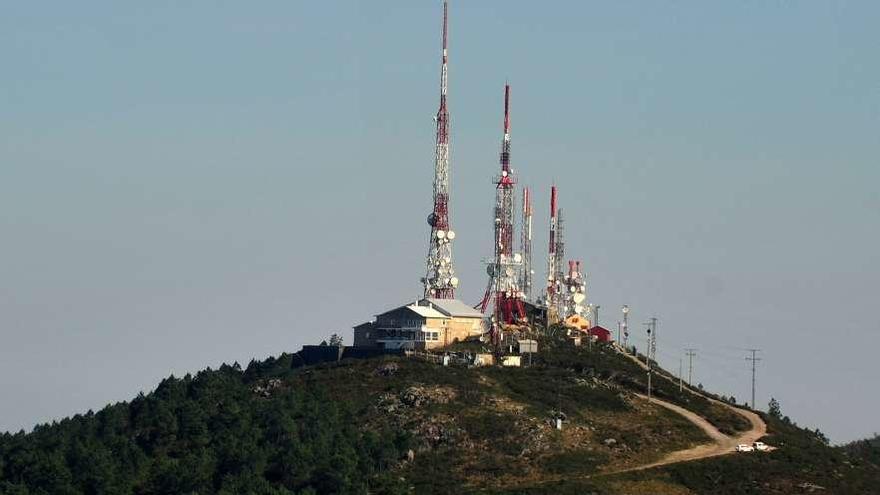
574, 305, 584, 314
573, 293, 586, 304
570, 286, 576, 293
487, 265, 496, 276
513, 253, 522, 263
505, 267, 515, 277
437, 230, 446, 239
447, 230, 456, 240
450, 277, 459, 287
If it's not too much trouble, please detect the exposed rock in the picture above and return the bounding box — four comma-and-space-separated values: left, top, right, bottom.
603, 438, 617, 447
797, 482, 826, 492
400, 385, 456, 407
251, 378, 283, 398
377, 362, 399, 376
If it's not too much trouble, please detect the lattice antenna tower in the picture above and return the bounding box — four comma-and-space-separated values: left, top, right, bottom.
545, 186, 559, 324
520, 187, 533, 301
479, 84, 526, 325
422, 1, 458, 299
561, 260, 587, 319
554, 207, 566, 318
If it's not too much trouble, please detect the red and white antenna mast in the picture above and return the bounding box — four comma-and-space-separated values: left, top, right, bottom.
423, 1, 457, 299
480, 84, 526, 325
546, 186, 559, 324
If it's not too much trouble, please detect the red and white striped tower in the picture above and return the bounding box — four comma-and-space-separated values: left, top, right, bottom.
423, 1, 458, 299
480, 84, 526, 325
546, 186, 560, 324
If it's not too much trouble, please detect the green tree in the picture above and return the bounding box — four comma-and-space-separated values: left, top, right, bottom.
768, 397, 782, 419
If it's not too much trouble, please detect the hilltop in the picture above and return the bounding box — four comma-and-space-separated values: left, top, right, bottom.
1, 336, 877, 494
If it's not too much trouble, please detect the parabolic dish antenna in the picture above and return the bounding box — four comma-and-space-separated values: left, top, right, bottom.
573, 293, 586, 304
447, 231, 456, 240
437, 230, 446, 239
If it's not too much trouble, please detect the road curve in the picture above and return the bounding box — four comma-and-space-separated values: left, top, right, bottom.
610, 346, 768, 472
616, 393, 767, 473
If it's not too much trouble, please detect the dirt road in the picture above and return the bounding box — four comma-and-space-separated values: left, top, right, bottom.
612, 346, 768, 472
618, 393, 767, 472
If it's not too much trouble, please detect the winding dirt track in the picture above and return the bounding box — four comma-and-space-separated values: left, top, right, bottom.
610, 347, 768, 473
616, 393, 766, 473
499, 347, 769, 489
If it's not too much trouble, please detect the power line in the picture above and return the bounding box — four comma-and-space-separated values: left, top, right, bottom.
745, 349, 762, 409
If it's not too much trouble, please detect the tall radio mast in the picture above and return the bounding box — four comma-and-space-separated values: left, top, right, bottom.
546, 186, 559, 324
423, 1, 458, 299
480, 84, 526, 325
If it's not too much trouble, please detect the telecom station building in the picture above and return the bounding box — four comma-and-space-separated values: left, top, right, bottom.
353, 298, 484, 350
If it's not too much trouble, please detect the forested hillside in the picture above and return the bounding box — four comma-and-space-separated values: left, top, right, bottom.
1, 339, 877, 494
0, 356, 409, 494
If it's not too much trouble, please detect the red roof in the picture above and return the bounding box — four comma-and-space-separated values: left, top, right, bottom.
588, 326, 612, 342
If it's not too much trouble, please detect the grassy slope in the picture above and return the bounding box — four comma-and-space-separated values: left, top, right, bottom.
303, 346, 711, 492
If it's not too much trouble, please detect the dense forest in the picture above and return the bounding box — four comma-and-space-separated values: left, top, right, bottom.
0, 355, 410, 494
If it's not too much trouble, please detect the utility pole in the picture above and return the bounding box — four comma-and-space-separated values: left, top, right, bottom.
617, 321, 621, 345
685, 348, 697, 386
644, 318, 658, 365
621, 305, 629, 352
594, 305, 600, 328
679, 357, 683, 393
644, 318, 657, 399
746, 349, 762, 409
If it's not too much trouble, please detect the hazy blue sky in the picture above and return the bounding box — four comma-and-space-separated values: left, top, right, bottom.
2, 1, 878, 443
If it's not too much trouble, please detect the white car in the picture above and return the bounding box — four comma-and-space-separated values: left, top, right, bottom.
753, 441, 770, 452
736, 443, 755, 452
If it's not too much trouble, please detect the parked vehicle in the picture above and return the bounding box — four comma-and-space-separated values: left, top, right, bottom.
753, 441, 769, 451
736, 443, 755, 452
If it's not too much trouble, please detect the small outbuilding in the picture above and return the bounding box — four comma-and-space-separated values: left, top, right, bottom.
564, 314, 592, 331
588, 325, 612, 343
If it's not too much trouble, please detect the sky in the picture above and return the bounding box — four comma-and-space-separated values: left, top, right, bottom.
1, 1, 878, 443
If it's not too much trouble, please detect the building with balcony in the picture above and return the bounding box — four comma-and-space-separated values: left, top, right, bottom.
353, 298, 484, 350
